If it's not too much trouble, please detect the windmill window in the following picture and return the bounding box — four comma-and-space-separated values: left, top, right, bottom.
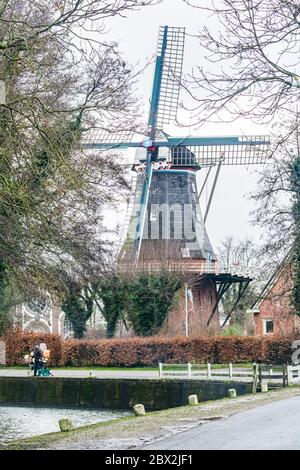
263, 318, 274, 335
150, 210, 158, 222
181, 247, 190, 258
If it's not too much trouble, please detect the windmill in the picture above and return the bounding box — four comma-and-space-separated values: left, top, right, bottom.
83, 26, 270, 333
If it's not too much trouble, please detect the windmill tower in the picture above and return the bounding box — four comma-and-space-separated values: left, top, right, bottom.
84, 26, 270, 335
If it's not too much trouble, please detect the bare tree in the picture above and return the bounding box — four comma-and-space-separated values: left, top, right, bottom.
181, 0, 300, 298
182, 0, 300, 125
252, 118, 300, 257
217, 236, 264, 332
0, 0, 159, 306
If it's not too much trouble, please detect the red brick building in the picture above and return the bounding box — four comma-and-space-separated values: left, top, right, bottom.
159, 275, 220, 337
252, 259, 300, 336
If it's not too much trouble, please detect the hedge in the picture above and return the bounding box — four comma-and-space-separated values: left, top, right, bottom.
1, 329, 296, 367
3, 328, 62, 367
61, 336, 295, 367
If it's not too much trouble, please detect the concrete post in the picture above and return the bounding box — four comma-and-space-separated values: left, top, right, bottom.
188, 363, 192, 379
59, 418, 73, 432
229, 363, 233, 379
261, 381, 268, 393
133, 404, 146, 416
188, 395, 198, 406
228, 389, 237, 398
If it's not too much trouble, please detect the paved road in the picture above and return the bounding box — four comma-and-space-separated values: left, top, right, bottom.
143, 396, 300, 450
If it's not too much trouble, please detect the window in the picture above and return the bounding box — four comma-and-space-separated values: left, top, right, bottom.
150, 210, 158, 222
181, 247, 190, 258
263, 319, 274, 335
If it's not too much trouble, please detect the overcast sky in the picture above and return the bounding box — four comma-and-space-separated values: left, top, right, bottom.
102, 0, 270, 250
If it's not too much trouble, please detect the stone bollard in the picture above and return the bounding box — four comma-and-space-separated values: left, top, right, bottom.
59, 418, 73, 432
133, 404, 146, 416
188, 395, 199, 406
228, 389, 237, 399
261, 381, 269, 393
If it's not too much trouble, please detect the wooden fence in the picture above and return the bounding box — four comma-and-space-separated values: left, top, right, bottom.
158, 362, 294, 391
159, 362, 255, 381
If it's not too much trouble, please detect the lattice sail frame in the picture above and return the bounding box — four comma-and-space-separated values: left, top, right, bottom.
155, 26, 185, 127
82, 134, 270, 167
161, 138, 270, 167
82, 128, 134, 147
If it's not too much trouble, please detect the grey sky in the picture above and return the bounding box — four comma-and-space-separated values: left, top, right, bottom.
103, 0, 269, 250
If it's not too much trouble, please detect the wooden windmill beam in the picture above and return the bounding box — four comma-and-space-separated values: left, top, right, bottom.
221, 280, 252, 328
204, 157, 224, 223
206, 280, 233, 328
201, 273, 253, 329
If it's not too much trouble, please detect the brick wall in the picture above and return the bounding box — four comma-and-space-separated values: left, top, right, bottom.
160, 278, 219, 337
254, 264, 300, 336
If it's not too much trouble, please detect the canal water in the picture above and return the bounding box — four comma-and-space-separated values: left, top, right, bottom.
0, 406, 131, 442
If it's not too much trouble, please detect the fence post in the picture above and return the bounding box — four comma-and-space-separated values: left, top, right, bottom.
287, 365, 293, 386
159, 362, 163, 379
269, 367, 273, 378
229, 363, 233, 380
207, 362, 211, 380
252, 363, 259, 394
188, 363, 192, 379
259, 364, 262, 386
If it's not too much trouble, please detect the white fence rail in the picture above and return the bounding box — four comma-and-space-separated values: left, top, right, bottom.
158, 362, 292, 390
158, 362, 255, 381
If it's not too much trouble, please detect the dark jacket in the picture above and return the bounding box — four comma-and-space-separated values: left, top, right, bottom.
33, 348, 42, 361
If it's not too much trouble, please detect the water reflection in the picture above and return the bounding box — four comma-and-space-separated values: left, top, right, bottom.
0, 406, 131, 442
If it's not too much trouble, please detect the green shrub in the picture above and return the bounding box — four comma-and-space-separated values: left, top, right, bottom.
222, 325, 244, 336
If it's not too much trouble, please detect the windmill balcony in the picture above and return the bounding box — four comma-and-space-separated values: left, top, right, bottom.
119, 259, 219, 276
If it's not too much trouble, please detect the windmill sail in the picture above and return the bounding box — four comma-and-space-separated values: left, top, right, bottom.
166, 136, 270, 166
155, 26, 185, 127
82, 128, 135, 150
79, 24, 272, 334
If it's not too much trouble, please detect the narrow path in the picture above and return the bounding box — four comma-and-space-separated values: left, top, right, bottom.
0, 369, 159, 379
0, 367, 254, 381
142, 395, 300, 450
